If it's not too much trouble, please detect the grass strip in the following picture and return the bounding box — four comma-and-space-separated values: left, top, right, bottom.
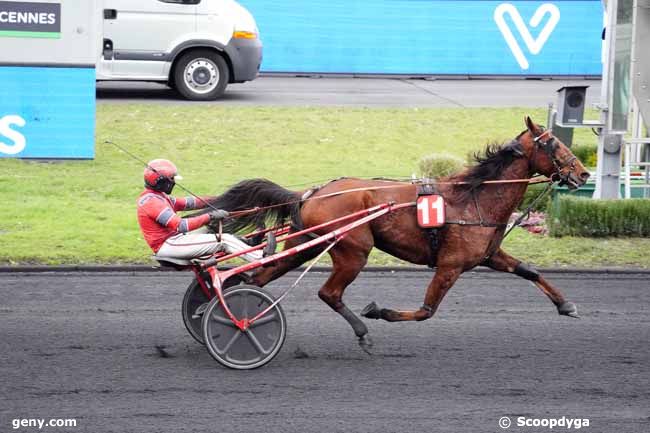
1, 105, 646, 268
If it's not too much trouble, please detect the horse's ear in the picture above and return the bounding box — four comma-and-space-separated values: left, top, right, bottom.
524, 116, 541, 136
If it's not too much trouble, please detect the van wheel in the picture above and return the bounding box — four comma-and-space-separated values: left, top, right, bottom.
173, 50, 229, 100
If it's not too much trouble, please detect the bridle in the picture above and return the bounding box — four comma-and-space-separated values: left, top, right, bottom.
530, 129, 579, 188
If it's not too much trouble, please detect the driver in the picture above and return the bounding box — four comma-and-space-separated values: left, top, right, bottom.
136, 159, 262, 262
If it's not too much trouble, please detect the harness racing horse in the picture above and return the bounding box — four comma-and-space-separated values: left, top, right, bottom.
209, 117, 590, 350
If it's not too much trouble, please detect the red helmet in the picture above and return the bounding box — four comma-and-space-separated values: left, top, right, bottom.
144, 159, 182, 193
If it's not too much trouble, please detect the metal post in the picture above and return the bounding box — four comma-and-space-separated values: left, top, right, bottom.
594, 0, 625, 199
631, 0, 650, 197
547, 105, 575, 147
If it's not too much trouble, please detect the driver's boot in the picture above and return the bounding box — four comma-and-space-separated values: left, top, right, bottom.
244, 223, 267, 247
263, 232, 277, 257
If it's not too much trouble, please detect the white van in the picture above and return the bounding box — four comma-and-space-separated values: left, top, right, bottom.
97, 0, 262, 100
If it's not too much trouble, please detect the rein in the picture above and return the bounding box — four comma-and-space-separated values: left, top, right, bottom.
503, 182, 553, 238
228, 176, 550, 219
444, 179, 553, 230
229, 129, 571, 232
442, 129, 562, 232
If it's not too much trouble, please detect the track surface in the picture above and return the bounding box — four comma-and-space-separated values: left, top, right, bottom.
97, 77, 600, 107
1, 271, 648, 433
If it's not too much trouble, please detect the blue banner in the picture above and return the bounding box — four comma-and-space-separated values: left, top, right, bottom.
240, 0, 603, 75
0, 66, 95, 159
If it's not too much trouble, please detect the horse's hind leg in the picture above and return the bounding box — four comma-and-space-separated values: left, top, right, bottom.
362, 265, 463, 322
484, 248, 578, 318
318, 247, 373, 351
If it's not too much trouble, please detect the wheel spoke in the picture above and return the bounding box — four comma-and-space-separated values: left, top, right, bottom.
246, 329, 271, 355
210, 314, 237, 327
250, 311, 278, 327
241, 291, 248, 318
216, 330, 242, 355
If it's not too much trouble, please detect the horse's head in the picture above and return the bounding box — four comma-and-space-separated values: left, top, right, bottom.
520, 116, 590, 189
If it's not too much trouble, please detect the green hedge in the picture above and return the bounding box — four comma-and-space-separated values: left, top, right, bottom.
418, 152, 465, 178
549, 195, 650, 237
569, 143, 598, 168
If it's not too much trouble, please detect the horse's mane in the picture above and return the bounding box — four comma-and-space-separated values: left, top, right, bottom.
449, 131, 526, 201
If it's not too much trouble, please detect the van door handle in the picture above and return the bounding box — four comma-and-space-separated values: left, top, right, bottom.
104, 9, 117, 20
103, 39, 114, 60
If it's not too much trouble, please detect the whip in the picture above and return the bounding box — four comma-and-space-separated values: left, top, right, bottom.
105, 140, 222, 212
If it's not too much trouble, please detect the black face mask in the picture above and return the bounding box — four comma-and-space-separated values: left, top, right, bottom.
147, 177, 175, 194
157, 178, 175, 194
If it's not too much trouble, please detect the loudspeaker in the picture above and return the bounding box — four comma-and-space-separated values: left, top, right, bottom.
556, 86, 588, 125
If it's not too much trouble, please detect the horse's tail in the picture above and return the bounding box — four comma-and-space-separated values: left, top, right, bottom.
208, 178, 302, 233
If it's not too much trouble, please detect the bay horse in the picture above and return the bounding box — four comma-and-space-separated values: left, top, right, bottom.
209, 117, 590, 350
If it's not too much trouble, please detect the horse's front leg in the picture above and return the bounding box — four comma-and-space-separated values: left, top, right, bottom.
484, 248, 579, 318
362, 266, 463, 322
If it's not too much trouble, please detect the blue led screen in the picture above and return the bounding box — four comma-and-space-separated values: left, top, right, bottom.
240, 0, 603, 75
0, 66, 95, 159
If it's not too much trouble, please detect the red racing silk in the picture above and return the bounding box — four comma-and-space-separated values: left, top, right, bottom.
137, 188, 212, 252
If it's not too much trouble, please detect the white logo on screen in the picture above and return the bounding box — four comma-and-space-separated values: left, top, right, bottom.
0, 115, 26, 155
494, 3, 560, 70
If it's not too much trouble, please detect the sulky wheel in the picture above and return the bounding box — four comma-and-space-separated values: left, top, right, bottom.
201, 285, 287, 370
181, 274, 245, 345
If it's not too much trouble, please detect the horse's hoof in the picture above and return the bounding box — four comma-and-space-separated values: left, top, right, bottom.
558, 301, 579, 318
361, 302, 381, 320
358, 335, 374, 355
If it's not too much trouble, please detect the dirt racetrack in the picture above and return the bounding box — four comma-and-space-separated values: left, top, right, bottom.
1, 270, 648, 432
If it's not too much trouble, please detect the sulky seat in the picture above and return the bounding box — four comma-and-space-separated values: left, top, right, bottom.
151, 255, 194, 270
152, 253, 218, 269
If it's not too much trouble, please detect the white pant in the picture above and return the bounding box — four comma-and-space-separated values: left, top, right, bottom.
157, 233, 262, 262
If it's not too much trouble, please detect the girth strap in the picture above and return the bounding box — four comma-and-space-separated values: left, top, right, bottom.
446, 189, 508, 228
